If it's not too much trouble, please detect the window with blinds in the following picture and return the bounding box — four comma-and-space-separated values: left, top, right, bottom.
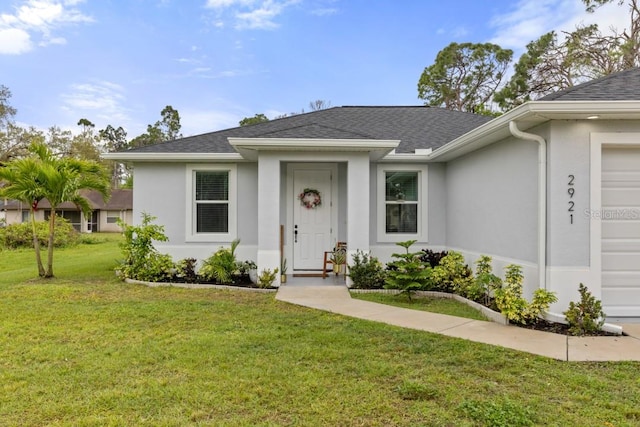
195, 171, 229, 233
385, 171, 418, 233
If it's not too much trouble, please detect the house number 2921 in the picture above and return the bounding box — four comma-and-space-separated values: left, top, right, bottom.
568, 174, 575, 224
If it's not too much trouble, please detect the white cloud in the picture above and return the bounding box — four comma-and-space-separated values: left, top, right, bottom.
61, 81, 130, 124
205, 0, 255, 9
0, 0, 92, 55
489, 0, 629, 52
236, 5, 281, 29
204, 0, 299, 30
0, 28, 32, 54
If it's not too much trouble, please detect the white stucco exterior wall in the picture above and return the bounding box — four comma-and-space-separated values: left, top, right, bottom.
545, 120, 640, 312
445, 136, 539, 262
444, 135, 540, 297
132, 162, 259, 263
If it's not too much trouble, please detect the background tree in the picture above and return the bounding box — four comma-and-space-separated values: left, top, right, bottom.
0, 85, 17, 128
130, 105, 182, 147
99, 124, 129, 187
583, 0, 640, 68
417, 42, 513, 114
0, 85, 36, 163
308, 99, 331, 111
239, 113, 269, 126
45, 126, 73, 156
0, 124, 43, 163
69, 118, 102, 162
495, 0, 640, 109
158, 105, 182, 140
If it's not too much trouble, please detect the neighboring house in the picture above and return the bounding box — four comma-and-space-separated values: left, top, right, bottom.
104, 68, 640, 318
1, 189, 133, 233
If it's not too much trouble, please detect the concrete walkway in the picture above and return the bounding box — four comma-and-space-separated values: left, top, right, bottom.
276, 280, 640, 361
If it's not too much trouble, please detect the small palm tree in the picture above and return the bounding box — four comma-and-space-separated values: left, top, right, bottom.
0, 155, 47, 276
0, 142, 110, 278
30, 143, 110, 277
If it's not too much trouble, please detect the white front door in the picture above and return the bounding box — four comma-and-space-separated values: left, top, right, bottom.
292, 166, 335, 271
601, 146, 640, 316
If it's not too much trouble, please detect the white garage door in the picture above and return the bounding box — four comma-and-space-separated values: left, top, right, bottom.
601, 147, 640, 317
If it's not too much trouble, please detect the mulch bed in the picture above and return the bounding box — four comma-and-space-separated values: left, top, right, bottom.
517, 319, 621, 337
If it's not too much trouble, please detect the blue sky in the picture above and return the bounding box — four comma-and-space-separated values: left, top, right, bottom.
0, 0, 629, 138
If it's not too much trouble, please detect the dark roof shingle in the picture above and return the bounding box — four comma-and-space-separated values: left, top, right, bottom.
124, 106, 492, 154
540, 67, 640, 101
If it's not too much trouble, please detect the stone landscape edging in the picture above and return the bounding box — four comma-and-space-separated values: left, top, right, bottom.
349, 289, 508, 325
124, 278, 278, 293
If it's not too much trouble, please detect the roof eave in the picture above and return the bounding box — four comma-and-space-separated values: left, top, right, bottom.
228, 137, 401, 161
429, 100, 640, 162
101, 152, 245, 162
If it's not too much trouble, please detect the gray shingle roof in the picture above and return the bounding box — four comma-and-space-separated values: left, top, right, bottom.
540, 67, 640, 101
124, 106, 492, 154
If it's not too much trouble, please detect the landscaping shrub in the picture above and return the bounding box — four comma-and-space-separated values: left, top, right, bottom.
118, 213, 174, 282
430, 251, 472, 293
466, 255, 502, 306
348, 250, 387, 289
175, 258, 198, 283
564, 283, 605, 335
257, 267, 278, 288
0, 217, 79, 249
385, 240, 432, 300
419, 248, 448, 268
494, 264, 557, 325
199, 239, 241, 284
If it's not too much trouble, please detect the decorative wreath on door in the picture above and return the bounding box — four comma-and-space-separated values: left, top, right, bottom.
299, 188, 322, 209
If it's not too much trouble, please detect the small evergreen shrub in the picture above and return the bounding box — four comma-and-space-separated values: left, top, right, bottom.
385, 240, 432, 300
430, 251, 472, 293
564, 283, 605, 336
348, 250, 387, 289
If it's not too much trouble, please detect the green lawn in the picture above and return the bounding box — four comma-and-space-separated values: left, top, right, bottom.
1, 236, 639, 426
351, 291, 488, 321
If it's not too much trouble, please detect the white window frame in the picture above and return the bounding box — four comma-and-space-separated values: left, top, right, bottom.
376, 164, 428, 243
106, 211, 120, 224
185, 164, 237, 242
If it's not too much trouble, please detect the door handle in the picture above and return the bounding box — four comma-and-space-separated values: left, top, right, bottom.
294, 224, 298, 243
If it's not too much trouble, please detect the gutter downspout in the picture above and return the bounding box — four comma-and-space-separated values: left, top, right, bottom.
509, 121, 547, 291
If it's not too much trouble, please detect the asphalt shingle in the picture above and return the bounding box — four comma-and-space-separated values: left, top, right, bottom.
123, 106, 492, 154
540, 67, 640, 101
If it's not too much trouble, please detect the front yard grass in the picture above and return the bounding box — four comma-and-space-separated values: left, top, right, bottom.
351, 291, 488, 321
1, 235, 639, 426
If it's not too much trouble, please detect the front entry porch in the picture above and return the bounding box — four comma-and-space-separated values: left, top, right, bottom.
227, 137, 400, 287
255, 153, 373, 286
